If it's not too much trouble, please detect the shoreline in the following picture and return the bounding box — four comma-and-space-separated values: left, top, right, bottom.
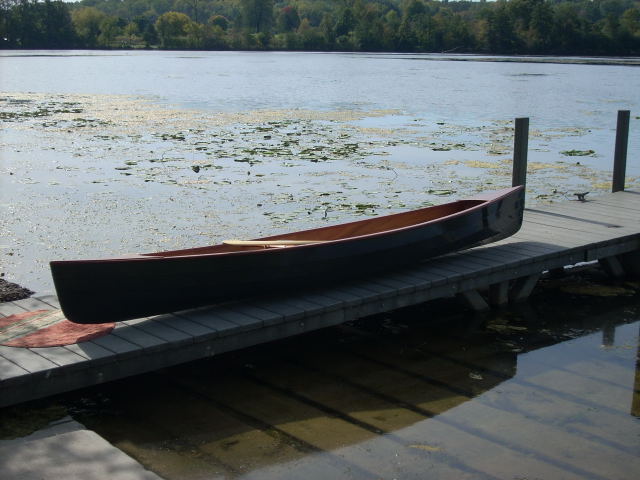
1, 49, 640, 66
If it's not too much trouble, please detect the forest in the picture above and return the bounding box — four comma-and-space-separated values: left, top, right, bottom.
1, 0, 639, 55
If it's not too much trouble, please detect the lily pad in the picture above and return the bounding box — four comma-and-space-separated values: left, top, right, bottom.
561, 149, 595, 157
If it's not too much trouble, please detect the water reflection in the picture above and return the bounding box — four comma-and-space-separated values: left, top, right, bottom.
630, 324, 640, 419
63, 281, 640, 480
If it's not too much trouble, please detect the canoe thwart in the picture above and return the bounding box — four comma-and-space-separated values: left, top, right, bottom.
223, 239, 327, 247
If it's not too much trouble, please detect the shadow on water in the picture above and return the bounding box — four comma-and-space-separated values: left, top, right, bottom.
3, 269, 640, 479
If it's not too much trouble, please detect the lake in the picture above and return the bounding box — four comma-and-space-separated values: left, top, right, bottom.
1, 50, 639, 291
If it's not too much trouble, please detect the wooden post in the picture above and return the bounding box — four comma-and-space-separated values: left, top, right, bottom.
632, 324, 640, 418
601, 322, 615, 347
489, 281, 510, 306
612, 110, 630, 192
512, 117, 529, 188
620, 250, 640, 278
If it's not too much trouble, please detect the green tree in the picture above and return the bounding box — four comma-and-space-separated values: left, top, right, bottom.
155, 10, 192, 47
404, 0, 428, 19
0, 0, 12, 47
240, 0, 274, 33
485, 2, 519, 53
208, 14, 230, 30
97, 16, 122, 46
551, 2, 586, 53
72, 6, 106, 48
297, 17, 323, 49
276, 5, 300, 33
527, 1, 554, 52
8, 0, 44, 47
42, 0, 76, 48
202, 23, 228, 49
335, 6, 355, 37
185, 19, 205, 47
2, 0, 638, 55
143, 22, 159, 46
353, 1, 385, 51
319, 12, 336, 48
381, 9, 400, 49
621, 7, 640, 35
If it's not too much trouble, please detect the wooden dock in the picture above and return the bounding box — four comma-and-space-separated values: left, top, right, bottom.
1, 189, 639, 407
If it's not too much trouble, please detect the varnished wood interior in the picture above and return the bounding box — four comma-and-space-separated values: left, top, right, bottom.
146, 199, 485, 257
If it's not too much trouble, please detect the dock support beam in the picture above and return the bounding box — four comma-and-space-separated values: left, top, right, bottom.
512, 117, 529, 188
510, 274, 541, 303
599, 256, 626, 278
459, 290, 490, 312
620, 251, 640, 278
612, 110, 630, 192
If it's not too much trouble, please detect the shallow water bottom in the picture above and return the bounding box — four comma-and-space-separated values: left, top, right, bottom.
2, 271, 639, 479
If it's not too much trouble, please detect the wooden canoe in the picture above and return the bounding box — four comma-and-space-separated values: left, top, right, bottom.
50, 186, 524, 324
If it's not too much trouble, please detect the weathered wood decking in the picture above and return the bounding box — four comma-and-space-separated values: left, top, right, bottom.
1, 190, 639, 407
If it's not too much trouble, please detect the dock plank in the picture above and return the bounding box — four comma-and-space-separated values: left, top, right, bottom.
591, 197, 640, 212
511, 229, 587, 248
398, 266, 451, 286
27, 346, 88, 367
368, 276, 416, 296
381, 270, 432, 290
111, 323, 168, 351
319, 286, 369, 306
34, 295, 61, 308
233, 304, 285, 327
10, 297, 56, 312
524, 214, 627, 237
63, 341, 116, 362
297, 292, 345, 312
180, 307, 255, 334
122, 315, 193, 344
0, 355, 30, 380
0, 302, 26, 317
518, 221, 596, 241
89, 333, 143, 356
155, 314, 217, 338
248, 299, 307, 322
536, 202, 638, 224
0, 346, 59, 373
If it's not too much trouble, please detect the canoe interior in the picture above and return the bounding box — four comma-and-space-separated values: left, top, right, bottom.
142, 199, 485, 258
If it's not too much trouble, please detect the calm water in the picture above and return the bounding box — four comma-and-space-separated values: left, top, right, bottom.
1, 51, 639, 123
1, 51, 639, 291
2, 271, 639, 479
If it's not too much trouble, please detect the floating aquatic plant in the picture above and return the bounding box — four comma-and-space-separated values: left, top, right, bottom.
561, 149, 596, 156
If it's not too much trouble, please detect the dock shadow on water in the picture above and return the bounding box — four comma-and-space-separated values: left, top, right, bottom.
3, 270, 640, 479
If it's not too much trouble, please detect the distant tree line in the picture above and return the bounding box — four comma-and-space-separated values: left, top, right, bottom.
1, 0, 639, 55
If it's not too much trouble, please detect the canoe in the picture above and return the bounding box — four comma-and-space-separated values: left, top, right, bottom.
50, 186, 524, 324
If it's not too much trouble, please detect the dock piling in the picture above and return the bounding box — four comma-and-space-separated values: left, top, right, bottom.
612, 110, 630, 192
512, 117, 529, 188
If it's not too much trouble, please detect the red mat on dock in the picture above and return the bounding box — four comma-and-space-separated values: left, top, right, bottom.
0, 310, 114, 348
